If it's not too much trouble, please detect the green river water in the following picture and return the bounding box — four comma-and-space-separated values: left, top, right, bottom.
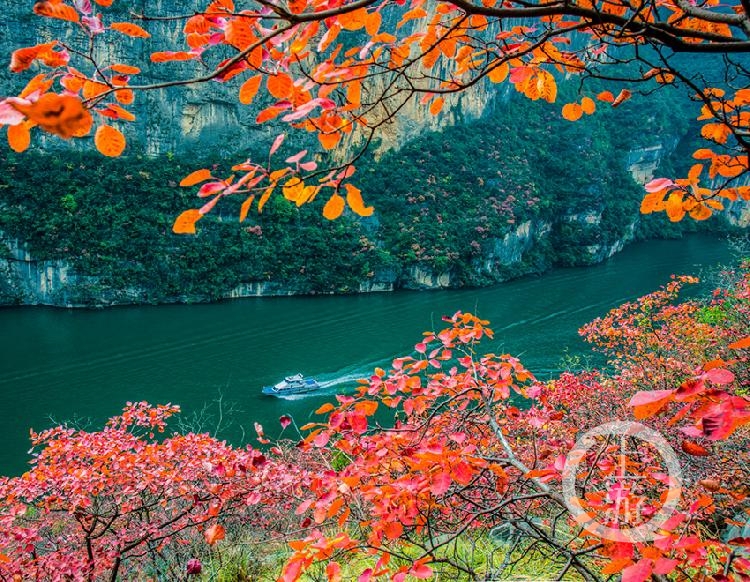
0, 234, 736, 475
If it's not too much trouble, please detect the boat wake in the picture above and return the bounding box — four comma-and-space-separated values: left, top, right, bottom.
273, 358, 395, 400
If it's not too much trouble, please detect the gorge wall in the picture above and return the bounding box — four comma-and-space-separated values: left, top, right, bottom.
1, 4, 742, 307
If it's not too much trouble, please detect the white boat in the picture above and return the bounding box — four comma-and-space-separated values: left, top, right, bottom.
262, 373, 321, 396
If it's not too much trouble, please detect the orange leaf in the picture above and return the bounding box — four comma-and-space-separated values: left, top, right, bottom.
640, 192, 662, 214
666, 192, 685, 222
488, 61, 509, 83
82, 80, 110, 100
315, 402, 335, 414
172, 209, 203, 234
94, 125, 126, 157
365, 11, 381, 35
239, 195, 255, 222
258, 185, 275, 212
207, 0, 234, 12
180, 169, 213, 187
288, 0, 308, 13
688, 203, 712, 221
204, 523, 226, 545
323, 193, 345, 220
338, 7, 368, 30
628, 389, 674, 419
239, 75, 262, 105
728, 336, 750, 350
344, 184, 373, 217
256, 106, 283, 124
7, 123, 31, 153
225, 17, 256, 50
398, 7, 427, 28
699, 478, 721, 491
597, 90, 615, 103
110, 64, 141, 75
429, 97, 444, 116
580, 96, 596, 114
102, 103, 136, 122
601, 558, 633, 576
10, 43, 59, 73
267, 73, 293, 99
561, 103, 583, 121
383, 521, 403, 540
346, 81, 362, 107
693, 148, 715, 160
150, 51, 197, 63
110, 22, 151, 38
11, 93, 92, 139
319, 131, 340, 150
701, 123, 731, 144
33, 1, 79, 22
115, 89, 134, 105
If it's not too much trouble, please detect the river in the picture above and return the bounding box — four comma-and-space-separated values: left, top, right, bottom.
0, 234, 737, 475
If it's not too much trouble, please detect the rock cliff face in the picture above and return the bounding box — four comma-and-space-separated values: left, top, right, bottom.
2, 221, 543, 304
3, 1, 273, 156
3, 2, 495, 158
2, 6, 740, 307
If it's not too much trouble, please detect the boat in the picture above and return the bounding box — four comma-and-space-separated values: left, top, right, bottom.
262, 373, 321, 396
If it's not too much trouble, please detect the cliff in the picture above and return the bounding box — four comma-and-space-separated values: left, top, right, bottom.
2, 2, 496, 159
1, 6, 740, 307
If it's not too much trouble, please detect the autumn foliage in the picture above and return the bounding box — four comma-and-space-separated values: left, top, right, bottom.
0, 402, 321, 580
0, 264, 749, 580
1, 0, 749, 231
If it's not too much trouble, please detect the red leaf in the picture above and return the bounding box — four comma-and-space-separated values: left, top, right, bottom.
681, 440, 710, 456
653, 558, 679, 576
645, 178, 675, 193
410, 562, 433, 579
383, 520, 403, 540
704, 368, 735, 385
313, 431, 330, 447
430, 472, 451, 495
269, 133, 285, 156
279, 415, 292, 429
197, 181, 226, 197
621, 558, 653, 582
612, 89, 632, 107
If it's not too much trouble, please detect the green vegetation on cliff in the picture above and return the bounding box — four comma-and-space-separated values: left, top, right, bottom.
0, 86, 727, 304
